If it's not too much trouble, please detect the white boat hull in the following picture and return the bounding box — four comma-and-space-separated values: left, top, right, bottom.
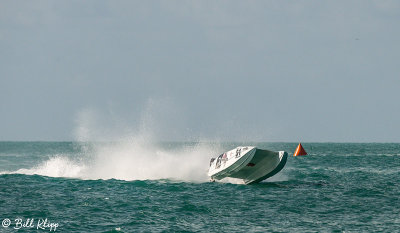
208, 147, 288, 184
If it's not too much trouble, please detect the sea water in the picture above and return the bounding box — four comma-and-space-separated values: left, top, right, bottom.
0, 142, 399, 232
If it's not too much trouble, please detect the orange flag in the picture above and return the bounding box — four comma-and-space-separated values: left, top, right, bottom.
294, 143, 307, 156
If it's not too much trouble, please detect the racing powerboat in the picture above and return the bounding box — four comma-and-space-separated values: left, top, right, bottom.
208, 146, 288, 184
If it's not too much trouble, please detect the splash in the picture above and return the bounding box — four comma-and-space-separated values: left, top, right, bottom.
11, 155, 85, 178
81, 139, 218, 182
3, 99, 230, 183
5, 140, 220, 182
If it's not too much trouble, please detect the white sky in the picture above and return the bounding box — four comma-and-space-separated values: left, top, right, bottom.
1, 0, 399, 142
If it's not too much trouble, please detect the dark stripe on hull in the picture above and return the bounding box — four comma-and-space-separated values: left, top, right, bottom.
246, 151, 288, 184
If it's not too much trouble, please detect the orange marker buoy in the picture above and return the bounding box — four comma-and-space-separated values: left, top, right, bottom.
294, 143, 307, 156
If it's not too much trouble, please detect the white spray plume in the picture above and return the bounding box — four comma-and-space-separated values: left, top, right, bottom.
9, 98, 223, 182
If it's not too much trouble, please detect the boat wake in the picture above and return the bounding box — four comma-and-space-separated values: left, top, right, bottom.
3, 140, 218, 182
2, 102, 224, 182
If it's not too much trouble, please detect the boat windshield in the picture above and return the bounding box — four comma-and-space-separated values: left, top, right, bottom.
215, 154, 223, 169
209, 158, 215, 167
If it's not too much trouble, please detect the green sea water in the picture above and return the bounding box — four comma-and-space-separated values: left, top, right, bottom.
0, 142, 399, 232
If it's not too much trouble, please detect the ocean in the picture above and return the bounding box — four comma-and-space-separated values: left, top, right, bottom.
0, 141, 399, 232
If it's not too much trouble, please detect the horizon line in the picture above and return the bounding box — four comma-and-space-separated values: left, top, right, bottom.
0, 140, 399, 144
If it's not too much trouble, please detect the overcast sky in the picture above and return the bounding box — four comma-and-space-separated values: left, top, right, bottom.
1, 0, 399, 142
